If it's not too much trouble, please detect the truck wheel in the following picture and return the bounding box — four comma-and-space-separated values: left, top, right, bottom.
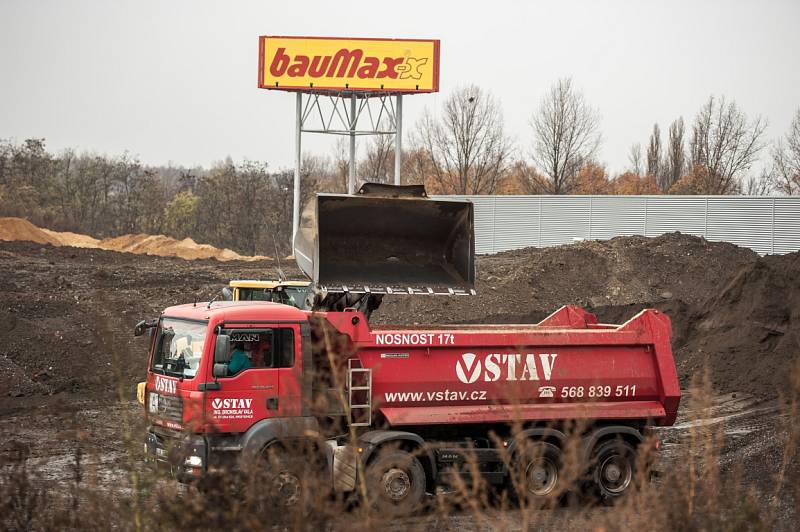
592, 440, 636, 504
516, 441, 562, 506
259, 446, 316, 512
365, 449, 426, 517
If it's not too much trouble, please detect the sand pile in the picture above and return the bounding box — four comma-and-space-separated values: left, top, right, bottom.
40, 228, 100, 248
0, 217, 267, 262
99, 234, 266, 261
0, 217, 63, 246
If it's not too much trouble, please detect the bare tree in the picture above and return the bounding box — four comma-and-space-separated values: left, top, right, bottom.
663, 118, 686, 192
414, 85, 512, 194
514, 161, 550, 194
628, 143, 644, 176
359, 126, 394, 184
529, 78, 601, 194
689, 95, 767, 194
770, 108, 800, 195
646, 123, 662, 182
401, 146, 434, 187
743, 168, 773, 195
331, 138, 350, 193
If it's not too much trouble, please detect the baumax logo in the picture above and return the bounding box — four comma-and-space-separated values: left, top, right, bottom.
269, 48, 428, 81
455, 353, 559, 384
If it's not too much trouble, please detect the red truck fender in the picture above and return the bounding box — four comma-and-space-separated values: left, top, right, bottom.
579, 426, 645, 461
506, 427, 569, 458
358, 430, 438, 493
237, 416, 329, 469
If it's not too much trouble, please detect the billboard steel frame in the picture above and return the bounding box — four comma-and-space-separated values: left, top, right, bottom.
291, 90, 403, 245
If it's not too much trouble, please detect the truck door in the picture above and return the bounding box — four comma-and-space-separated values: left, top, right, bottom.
204, 326, 298, 433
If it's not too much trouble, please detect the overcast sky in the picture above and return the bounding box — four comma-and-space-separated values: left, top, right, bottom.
1, 0, 798, 176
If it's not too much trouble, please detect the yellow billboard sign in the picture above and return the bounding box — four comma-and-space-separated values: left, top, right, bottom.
258, 36, 440, 93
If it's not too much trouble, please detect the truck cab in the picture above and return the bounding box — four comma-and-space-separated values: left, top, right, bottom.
141, 301, 317, 482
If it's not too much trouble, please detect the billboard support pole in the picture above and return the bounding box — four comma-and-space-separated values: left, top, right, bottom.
348, 94, 357, 194
293, 92, 302, 248
394, 94, 402, 185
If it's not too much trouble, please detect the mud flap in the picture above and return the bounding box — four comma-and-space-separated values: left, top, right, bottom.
332, 444, 358, 492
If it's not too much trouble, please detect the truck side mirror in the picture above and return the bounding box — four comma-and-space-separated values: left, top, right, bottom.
221, 287, 233, 301
215, 334, 231, 364
134, 320, 146, 337
213, 363, 228, 378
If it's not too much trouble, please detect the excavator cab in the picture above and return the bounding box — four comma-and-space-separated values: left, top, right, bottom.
294, 183, 475, 297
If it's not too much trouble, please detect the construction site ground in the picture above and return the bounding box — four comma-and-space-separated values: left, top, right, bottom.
0, 233, 797, 527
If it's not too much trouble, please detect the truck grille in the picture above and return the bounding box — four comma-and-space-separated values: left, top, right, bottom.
153, 393, 183, 424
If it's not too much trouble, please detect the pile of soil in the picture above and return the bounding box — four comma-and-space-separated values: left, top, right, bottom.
0, 217, 266, 261
99, 234, 267, 261
41, 228, 100, 248
0, 217, 63, 246
374, 233, 757, 325
677, 252, 800, 398
0, 241, 290, 401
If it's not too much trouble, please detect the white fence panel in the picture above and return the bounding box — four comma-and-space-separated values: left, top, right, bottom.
492, 195, 540, 253
644, 196, 707, 237
589, 196, 647, 239
774, 197, 800, 255
540, 196, 591, 246
706, 197, 773, 254
438, 195, 800, 256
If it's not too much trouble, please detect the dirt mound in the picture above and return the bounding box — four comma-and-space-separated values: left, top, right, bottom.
0, 217, 63, 246
373, 232, 757, 325
677, 252, 800, 397
0, 240, 293, 401
0, 217, 267, 261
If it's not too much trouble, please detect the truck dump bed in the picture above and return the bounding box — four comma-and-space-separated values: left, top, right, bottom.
323, 305, 680, 427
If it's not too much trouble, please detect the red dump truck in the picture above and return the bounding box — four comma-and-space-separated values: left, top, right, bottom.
140, 301, 679, 511
138, 184, 680, 513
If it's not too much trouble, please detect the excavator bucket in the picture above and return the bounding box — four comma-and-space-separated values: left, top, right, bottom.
295, 183, 474, 293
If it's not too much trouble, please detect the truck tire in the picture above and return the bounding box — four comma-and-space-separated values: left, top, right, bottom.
592, 439, 636, 504
365, 448, 426, 517
256, 445, 320, 513
515, 441, 563, 507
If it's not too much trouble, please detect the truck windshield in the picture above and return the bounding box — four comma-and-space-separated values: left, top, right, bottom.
238, 286, 309, 309
238, 288, 271, 301
277, 286, 309, 309
150, 318, 208, 379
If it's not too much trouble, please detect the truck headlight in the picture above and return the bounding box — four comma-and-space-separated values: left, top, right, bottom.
184, 455, 203, 467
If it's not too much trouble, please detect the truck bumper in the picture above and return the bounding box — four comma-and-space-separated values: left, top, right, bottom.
145, 427, 208, 484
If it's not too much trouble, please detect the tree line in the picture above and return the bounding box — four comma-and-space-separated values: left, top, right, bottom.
412, 79, 798, 197
1, 78, 798, 256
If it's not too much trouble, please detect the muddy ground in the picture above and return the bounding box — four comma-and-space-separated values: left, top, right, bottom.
0, 234, 798, 528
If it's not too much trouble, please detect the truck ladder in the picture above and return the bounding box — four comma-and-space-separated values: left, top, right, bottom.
347, 359, 372, 427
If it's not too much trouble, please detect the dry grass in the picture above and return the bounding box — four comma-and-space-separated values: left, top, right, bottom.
1, 360, 798, 531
